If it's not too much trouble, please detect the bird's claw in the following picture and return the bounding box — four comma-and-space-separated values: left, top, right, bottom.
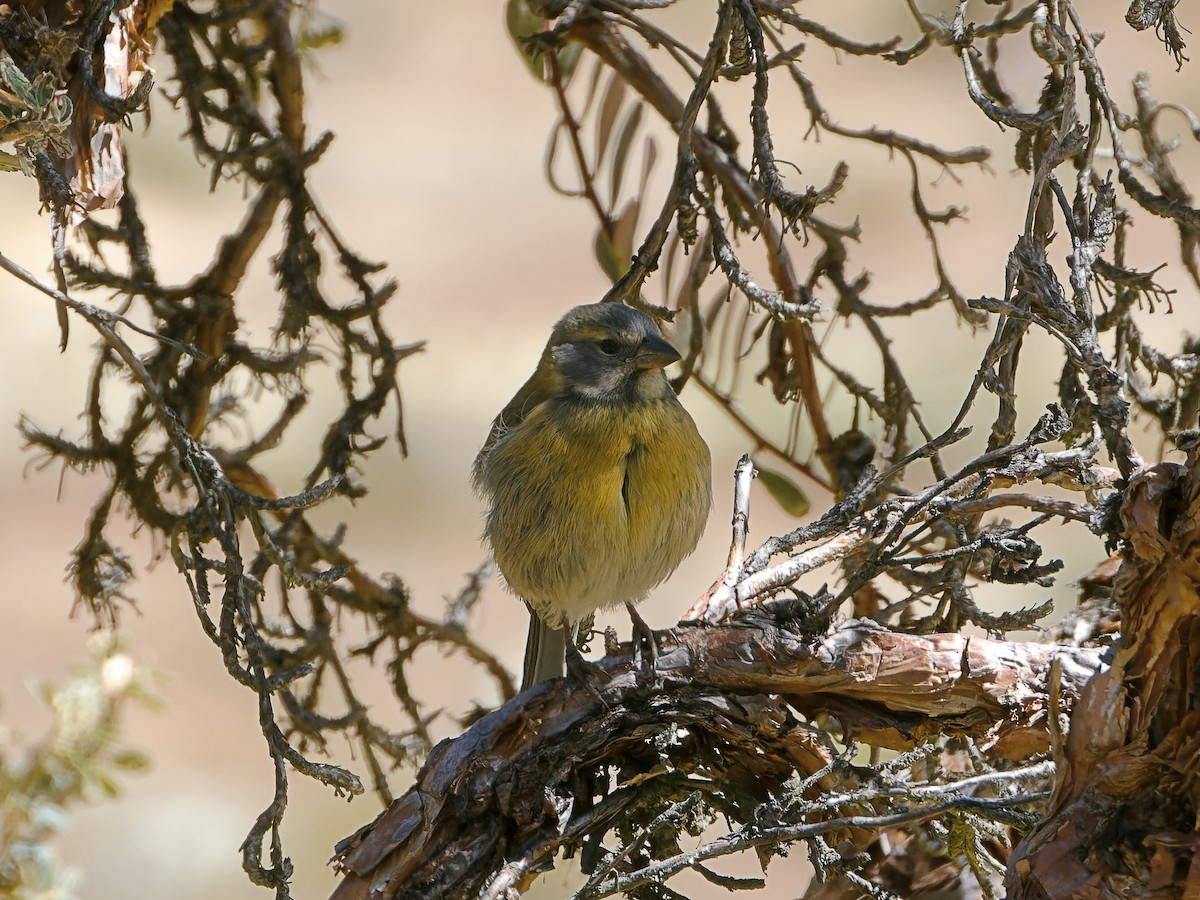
565, 636, 609, 708
626, 602, 660, 685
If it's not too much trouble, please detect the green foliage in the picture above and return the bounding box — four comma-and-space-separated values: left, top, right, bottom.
0, 639, 154, 900
506, 0, 582, 82
755, 464, 810, 517
0, 54, 72, 173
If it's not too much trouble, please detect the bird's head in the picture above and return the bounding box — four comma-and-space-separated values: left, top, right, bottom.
542, 302, 681, 403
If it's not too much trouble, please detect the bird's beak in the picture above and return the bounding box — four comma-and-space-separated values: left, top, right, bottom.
634, 334, 682, 370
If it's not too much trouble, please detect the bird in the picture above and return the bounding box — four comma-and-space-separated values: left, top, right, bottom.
472, 301, 712, 692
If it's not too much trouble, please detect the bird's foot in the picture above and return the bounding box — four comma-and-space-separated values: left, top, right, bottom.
565, 636, 609, 707
625, 602, 660, 684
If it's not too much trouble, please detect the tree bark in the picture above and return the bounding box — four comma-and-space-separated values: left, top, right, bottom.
330, 618, 1102, 899
1008, 435, 1200, 898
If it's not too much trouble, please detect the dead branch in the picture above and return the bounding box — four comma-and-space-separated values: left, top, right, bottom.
1008, 433, 1200, 898
330, 619, 1102, 899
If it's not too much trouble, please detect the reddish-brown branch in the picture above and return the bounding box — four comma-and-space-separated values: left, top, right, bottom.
691, 370, 833, 491
570, 18, 837, 483
547, 50, 615, 237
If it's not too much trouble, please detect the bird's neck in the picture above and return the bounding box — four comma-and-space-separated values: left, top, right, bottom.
563, 371, 674, 406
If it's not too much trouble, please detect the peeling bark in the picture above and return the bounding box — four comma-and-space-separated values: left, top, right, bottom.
1008, 436, 1200, 898
330, 618, 1101, 899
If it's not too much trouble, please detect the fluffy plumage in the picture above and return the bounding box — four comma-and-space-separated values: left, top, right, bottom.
473, 302, 711, 690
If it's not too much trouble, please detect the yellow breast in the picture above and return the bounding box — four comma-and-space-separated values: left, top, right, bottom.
480, 395, 711, 623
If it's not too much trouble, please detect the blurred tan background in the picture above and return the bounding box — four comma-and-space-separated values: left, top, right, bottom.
0, 2, 1196, 898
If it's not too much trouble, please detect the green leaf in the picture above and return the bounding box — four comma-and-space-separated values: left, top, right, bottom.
594, 201, 639, 282
757, 464, 810, 517
612, 199, 640, 279
2, 60, 35, 109
111, 751, 151, 772
593, 71, 626, 178
577, 56, 606, 119
298, 15, 344, 53
594, 226, 620, 282
609, 102, 643, 209
506, 0, 548, 81
505, 3, 583, 86
0, 148, 21, 171
48, 95, 72, 127
545, 120, 583, 197
556, 43, 584, 86
0, 121, 43, 144
637, 134, 658, 199
29, 71, 56, 113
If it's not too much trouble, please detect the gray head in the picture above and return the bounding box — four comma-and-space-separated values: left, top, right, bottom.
544, 303, 681, 403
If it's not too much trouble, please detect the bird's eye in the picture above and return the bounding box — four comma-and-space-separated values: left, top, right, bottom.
597, 338, 620, 356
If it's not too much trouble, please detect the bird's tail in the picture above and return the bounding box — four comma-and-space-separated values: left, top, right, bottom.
522, 612, 567, 691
